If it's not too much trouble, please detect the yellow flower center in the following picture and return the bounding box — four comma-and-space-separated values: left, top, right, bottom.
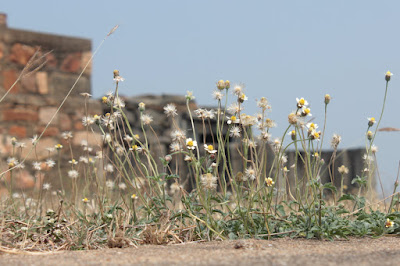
134, 134, 139, 139
313, 132, 320, 139
299, 98, 305, 105
314, 152, 319, 157
131, 194, 137, 199
386, 71, 392, 76
102, 96, 108, 103
291, 130, 295, 135
231, 116, 236, 121
187, 140, 194, 147
207, 145, 214, 150
309, 123, 315, 129
82, 198, 89, 203
370, 117, 375, 122
132, 145, 138, 151
304, 108, 310, 114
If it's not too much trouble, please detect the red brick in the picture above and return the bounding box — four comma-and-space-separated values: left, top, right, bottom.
3, 109, 38, 121
36, 126, 59, 137
45, 52, 58, 68
21, 73, 37, 93
9, 125, 27, 138
0, 42, 4, 60
74, 121, 84, 130
3, 69, 20, 94
60, 52, 82, 73
9, 43, 36, 66
59, 113, 72, 131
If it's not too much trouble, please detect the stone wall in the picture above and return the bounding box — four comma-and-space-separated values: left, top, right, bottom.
0, 14, 102, 191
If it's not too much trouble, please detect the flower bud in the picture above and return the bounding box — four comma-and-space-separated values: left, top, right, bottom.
385, 71, 393, 82
324, 94, 331, 105
138, 102, 146, 112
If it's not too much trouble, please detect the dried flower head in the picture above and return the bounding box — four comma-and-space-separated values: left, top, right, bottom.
164, 103, 178, 117
331, 134, 342, 149
338, 165, 349, 175
200, 173, 218, 190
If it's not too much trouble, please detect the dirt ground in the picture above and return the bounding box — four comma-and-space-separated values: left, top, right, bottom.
1, 237, 400, 265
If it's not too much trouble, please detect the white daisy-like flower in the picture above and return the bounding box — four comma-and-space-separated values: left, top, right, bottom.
82, 116, 95, 126
101, 116, 115, 129
124, 135, 133, 143
61, 131, 73, 140
204, 144, 217, 154
299, 106, 312, 117
229, 126, 241, 138
163, 103, 178, 117
79, 156, 89, 164
185, 91, 195, 101
186, 138, 197, 150
43, 183, 51, 190
306, 122, 318, 130
205, 109, 216, 119
32, 161, 41, 171
16, 142, 26, 149
45, 159, 56, 168
31, 135, 38, 144
113, 76, 125, 83
7, 157, 19, 167
69, 159, 78, 165
68, 170, 79, 179
194, 108, 207, 119
227, 115, 240, 125
296, 97, 308, 108
245, 167, 256, 181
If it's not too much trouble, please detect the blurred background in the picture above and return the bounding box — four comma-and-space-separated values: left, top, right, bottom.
2, 0, 400, 194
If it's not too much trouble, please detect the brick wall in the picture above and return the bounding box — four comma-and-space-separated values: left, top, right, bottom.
0, 13, 102, 192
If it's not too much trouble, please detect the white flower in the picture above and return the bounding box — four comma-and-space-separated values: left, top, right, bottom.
212, 90, 224, 100
104, 164, 114, 173
106, 180, 115, 189
7, 157, 19, 167
113, 97, 125, 108
245, 167, 256, 181
45, 159, 56, 168
226, 115, 240, 125
79, 156, 89, 164
32, 161, 41, 171
170, 142, 182, 152
200, 173, 218, 190
31, 135, 38, 144
61, 131, 73, 140
68, 170, 79, 179
124, 135, 133, 143
82, 116, 95, 126
69, 159, 78, 165
141, 114, 153, 125
118, 182, 127, 190
204, 144, 217, 154
43, 183, 51, 190
227, 103, 243, 115
306, 122, 318, 130
186, 138, 197, 150
171, 130, 186, 141
113, 76, 125, 83
296, 97, 308, 108
259, 131, 271, 141
163, 104, 178, 117
229, 126, 241, 138
16, 142, 26, 148
371, 145, 378, 154
103, 133, 112, 143
233, 84, 244, 96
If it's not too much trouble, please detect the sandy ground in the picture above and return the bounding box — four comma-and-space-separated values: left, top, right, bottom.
1, 237, 400, 265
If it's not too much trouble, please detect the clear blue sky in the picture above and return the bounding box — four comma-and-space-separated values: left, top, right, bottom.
3, 1, 400, 194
